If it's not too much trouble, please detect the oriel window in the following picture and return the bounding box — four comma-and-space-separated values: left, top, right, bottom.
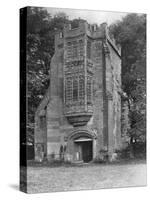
73, 79, 78, 101
79, 39, 84, 58
79, 76, 85, 101
65, 78, 72, 102
87, 76, 92, 104
72, 41, 78, 59
87, 40, 91, 59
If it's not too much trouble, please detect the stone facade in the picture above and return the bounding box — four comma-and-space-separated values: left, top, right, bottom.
34, 20, 126, 163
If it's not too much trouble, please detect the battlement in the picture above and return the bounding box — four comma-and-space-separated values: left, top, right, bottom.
54, 20, 121, 56
64, 20, 107, 34
57, 20, 107, 39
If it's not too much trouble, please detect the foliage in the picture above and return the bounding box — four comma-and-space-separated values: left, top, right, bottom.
110, 14, 146, 146
25, 7, 68, 144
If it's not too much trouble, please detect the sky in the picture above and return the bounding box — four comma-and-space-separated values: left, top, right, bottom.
46, 7, 129, 25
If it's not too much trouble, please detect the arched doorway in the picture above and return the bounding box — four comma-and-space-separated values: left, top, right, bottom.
67, 129, 97, 163
74, 137, 93, 162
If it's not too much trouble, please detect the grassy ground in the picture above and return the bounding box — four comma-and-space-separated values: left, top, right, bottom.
27, 160, 146, 193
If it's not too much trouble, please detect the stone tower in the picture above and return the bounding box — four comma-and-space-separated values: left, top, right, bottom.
34, 20, 122, 163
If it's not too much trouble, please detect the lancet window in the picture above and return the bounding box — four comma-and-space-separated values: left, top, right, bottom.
65, 75, 86, 103
79, 76, 85, 101
87, 40, 91, 59
65, 78, 72, 102
66, 39, 84, 60
73, 78, 78, 101
87, 76, 92, 104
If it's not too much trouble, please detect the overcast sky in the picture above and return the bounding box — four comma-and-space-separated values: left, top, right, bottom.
47, 7, 129, 25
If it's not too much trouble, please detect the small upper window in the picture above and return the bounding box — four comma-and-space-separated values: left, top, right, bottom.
87, 77, 92, 104
59, 32, 63, 38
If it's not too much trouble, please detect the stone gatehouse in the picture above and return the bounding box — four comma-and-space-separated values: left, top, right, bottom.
34, 20, 127, 163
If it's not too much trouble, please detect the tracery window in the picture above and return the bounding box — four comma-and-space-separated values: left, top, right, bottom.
72, 41, 78, 59
67, 42, 72, 59
87, 76, 92, 104
65, 75, 93, 106
79, 76, 85, 101
87, 40, 91, 59
66, 39, 84, 60
73, 79, 78, 101
79, 39, 84, 58
65, 78, 72, 102
94, 42, 101, 62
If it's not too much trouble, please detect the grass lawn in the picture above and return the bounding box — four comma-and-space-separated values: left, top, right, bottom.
27, 160, 146, 193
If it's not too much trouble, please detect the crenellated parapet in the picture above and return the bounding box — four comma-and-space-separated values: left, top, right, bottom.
55, 20, 121, 56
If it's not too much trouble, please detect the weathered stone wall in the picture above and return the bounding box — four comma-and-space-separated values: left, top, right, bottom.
46, 46, 72, 160
106, 40, 122, 156
89, 40, 104, 155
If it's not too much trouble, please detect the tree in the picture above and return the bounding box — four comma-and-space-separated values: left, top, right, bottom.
110, 14, 146, 154
26, 7, 69, 144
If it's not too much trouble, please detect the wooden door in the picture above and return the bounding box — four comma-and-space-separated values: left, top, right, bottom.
82, 141, 92, 162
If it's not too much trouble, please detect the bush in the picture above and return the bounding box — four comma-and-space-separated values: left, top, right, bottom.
133, 142, 146, 159
117, 142, 146, 159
